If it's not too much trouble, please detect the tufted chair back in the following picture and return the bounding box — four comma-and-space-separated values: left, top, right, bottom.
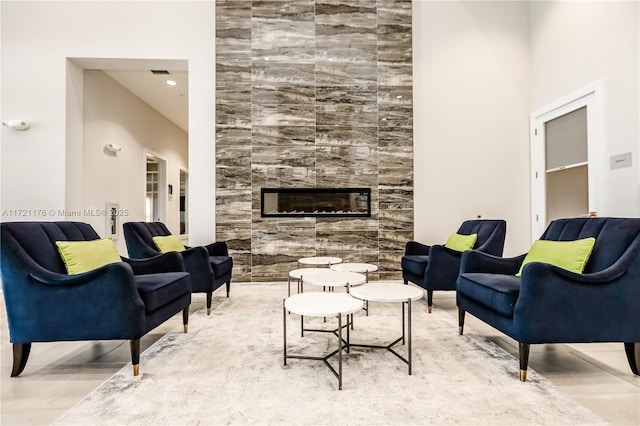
1, 221, 101, 275
122, 222, 171, 258
540, 217, 640, 273
457, 219, 506, 257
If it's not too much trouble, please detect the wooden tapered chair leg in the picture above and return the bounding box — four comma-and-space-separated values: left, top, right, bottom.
519, 342, 530, 382
458, 309, 465, 335
226, 280, 231, 298
206, 292, 212, 315
427, 290, 434, 313
11, 343, 31, 377
183, 307, 189, 333
130, 339, 140, 376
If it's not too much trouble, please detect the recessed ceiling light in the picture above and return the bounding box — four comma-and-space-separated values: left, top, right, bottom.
166, 80, 177, 86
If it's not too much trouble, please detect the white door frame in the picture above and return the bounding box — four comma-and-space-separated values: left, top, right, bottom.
143, 150, 168, 223
530, 81, 605, 241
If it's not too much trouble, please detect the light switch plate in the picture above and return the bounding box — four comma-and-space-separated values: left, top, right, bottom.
610, 152, 632, 169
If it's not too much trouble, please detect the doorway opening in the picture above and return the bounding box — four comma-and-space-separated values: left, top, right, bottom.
544, 106, 589, 222
146, 154, 167, 223
66, 57, 189, 238
530, 82, 604, 241
180, 169, 188, 235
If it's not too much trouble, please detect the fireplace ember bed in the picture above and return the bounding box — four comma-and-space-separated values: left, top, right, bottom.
261, 188, 371, 218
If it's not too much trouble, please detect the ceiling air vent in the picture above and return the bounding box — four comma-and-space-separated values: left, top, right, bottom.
150, 70, 171, 75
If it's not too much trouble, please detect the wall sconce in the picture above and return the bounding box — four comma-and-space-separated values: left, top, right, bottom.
105, 143, 122, 153
2, 120, 30, 131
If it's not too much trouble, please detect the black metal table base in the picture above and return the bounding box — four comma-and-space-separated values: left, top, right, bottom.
283, 301, 353, 390
283, 349, 343, 383
302, 325, 351, 353
351, 336, 408, 368
351, 299, 414, 375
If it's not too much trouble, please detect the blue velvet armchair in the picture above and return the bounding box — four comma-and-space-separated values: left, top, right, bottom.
456, 217, 640, 381
401, 219, 506, 312
123, 222, 232, 315
0, 221, 191, 377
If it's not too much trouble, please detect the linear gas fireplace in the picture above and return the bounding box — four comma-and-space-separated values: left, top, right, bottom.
261, 188, 371, 218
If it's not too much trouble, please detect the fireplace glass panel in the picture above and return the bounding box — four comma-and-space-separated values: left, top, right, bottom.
261, 188, 371, 217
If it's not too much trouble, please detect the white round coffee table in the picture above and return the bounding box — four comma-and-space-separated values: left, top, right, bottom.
301, 270, 366, 291
300, 269, 367, 329
349, 282, 424, 375
328, 264, 378, 315
288, 268, 327, 297
330, 262, 378, 282
283, 292, 363, 390
297, 256, 342, 267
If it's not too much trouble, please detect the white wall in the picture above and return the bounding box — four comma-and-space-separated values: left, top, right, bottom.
3, 1, 637, 263
530, 1, 640, 218
0, 1, 216, 245
82, 70, 187, 254
413, 1, 532, 255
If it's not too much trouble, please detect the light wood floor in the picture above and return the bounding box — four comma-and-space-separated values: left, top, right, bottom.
1, 285, 639, 425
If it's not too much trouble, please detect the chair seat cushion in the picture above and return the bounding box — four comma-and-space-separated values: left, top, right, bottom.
457, 273, 520, 317
135, 272, 191, 313
401, 255, 429, 278
210, 256, 233, 278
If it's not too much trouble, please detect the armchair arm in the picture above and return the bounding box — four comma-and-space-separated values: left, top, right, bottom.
203, 241, 229, 257
181, 246, 214, 292
439, 245, 465, 257
460, 250, 526, 275
513, 260, 640, 342
121, 251, 185, 274
424, 245, 463, 289
28, 261, 134, 286
405, 240, 431, 256
7, 262, 147, 342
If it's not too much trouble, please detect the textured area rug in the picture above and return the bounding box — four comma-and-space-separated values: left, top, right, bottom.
55, 283, 603, 425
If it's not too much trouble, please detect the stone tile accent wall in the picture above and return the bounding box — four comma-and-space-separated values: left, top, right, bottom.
216, 0, 413, 282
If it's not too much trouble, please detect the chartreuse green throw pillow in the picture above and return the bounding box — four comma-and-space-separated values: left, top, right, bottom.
444, 233, 477, 252
56, 238, 122, 275
516, 237, 596, 277
152, 235, 185, 253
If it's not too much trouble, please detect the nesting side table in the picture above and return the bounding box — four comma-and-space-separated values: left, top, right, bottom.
301, 269, 366, 292
300, 269, 366, 332
283, 292, 363, 390
329, 262, 378, 282
297, 256, 342, 268
349, 282, 424, 375
288, 268, 328, 297
329, 263, 378, 315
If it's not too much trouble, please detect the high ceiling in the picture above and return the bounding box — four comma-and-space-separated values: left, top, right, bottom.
106, 70, 188, 132
72, 58, 189, 132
